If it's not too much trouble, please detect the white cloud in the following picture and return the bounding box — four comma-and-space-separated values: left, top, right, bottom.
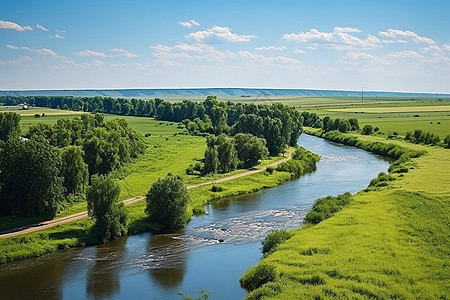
334, 27, 361, 33
6, 44, 18, 50
283, 27, 383, 50
111, 48, 137, 57
55, 29, 66, 33
36, 24, 48, 31
379, 29, 435, 44
54, 34, 65, 39
0, 20, 33, 31
283, 28, 334, 43
442, 44, 450, 51
294, 49, 307, 54
76, 49, 106, 57
386, 50, 423, 59
255, 46, 287, 51
22, 46, 57, 56
186, 25, 257, 42
178, 20, 200, 28
0, 56, 33, 65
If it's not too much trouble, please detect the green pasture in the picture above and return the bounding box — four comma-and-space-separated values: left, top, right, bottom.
242, 133, 450, 299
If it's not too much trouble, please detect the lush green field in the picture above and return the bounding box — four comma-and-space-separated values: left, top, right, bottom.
242, 131, 450, 299
301, 100, 450, 138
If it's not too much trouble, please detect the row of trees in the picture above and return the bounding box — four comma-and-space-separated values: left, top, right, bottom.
0, 112, 145, 221
201, 133, 269, 175
2, 95, 303, 157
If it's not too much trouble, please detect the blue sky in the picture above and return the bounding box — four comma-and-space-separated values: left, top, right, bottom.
1, 0, 449, 93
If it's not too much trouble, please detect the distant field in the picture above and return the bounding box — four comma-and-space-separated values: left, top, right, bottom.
301, 100, 450, 138
0, 106, 87, 133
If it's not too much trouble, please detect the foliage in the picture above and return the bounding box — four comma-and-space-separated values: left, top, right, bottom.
178, 290, 209, 300
262, 229, 293, 255
145, 174, 189, 230
362, 124, 374, 135
276, 147, 320, 176
444, 134, 450, 148
0, 112, 21, 142
240, 262, 277, 291
86, 175, 127, 243
405, 129, 440, 145
304, 192, 352, 225
234, 133, 269, 168
60, 146, 89, 195
0, 137, 64, 219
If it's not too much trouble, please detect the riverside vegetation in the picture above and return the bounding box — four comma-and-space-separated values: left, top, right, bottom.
0, 96, 317, 263
240, 124, 449, 299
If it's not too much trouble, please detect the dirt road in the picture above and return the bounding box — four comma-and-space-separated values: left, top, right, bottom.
0, 150, 293, 239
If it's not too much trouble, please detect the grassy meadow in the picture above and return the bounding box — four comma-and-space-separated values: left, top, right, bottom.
241, 129, 449, 299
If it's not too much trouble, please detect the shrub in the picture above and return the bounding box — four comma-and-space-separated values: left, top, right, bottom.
262, 229, 292, 255
362, 125, 373, 135
304, 193, 352, 225
240, 263, 276, 291
265, 166, 274, 174
211, 185, 223, 192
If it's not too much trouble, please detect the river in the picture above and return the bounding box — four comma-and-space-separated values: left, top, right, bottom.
0, 134, 390, 300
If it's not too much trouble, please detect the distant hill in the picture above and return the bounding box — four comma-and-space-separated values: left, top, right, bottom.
0, 88, 448, 99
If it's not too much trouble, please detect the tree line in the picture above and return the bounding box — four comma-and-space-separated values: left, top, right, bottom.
0, 112, 145, 222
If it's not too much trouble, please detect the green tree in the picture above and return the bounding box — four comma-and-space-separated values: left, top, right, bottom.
203, 145, 219, 175
60, 146, 89, 195
0, 112, 21, 142
362, 124, 374, 135
0, 137, 64, 219
86, 175, 127, 243
234, 133, 269, 168
145, 174, 189, 230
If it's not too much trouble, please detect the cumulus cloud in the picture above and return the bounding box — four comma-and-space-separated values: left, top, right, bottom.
0, 20, 33, 31
53, 34, 65, 39
36, 24, 48, 31
6, 44, 18, 50
386, 50, 423, 59
186, 25, 257, 43
178, 20, 200, 28
283, 28, 385, 50
442, 44, 450, 51
379, 29, 435, 44
334, 27, 361, 33
255, 46, 287, 51
22, 46, 57, 56
76, 49, 106, 57
111, 48, 137, 57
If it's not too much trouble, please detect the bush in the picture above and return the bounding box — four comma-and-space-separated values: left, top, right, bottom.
265, 166, 274, 174
362, 125, 373, 135
240, 263, 276, 291
262, 229, 292, 255
304, 193, 352, 225
211, 185, 223, 192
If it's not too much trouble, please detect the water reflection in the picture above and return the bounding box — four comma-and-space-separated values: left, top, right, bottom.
146, 231, 187, 288
85, 237, 127, 299
0, 249, 81, 300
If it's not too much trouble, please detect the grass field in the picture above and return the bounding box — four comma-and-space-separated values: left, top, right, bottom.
242, 131, 450, 299
300, 100, 450, 138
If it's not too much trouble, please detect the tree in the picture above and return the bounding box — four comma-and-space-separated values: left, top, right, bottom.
145, 174, 189, 230
60, 146, 89, 195
0, 137, 64, 219
0, 112, 21, 142
234, 133, 269, 168
203, 145, 219, 175
362, 124, 374, 135
86, 175, 127, 243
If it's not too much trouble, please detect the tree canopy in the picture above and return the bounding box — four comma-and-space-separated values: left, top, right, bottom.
145, 174, 189, 230
86, 175, 127, 243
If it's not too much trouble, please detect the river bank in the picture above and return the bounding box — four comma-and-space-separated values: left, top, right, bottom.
242, 130, 450, 299
0, 145, 318, 263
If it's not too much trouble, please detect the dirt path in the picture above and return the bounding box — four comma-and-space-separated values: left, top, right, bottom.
0, 150, 293, 239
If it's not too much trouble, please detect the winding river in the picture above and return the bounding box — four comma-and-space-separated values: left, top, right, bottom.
0, 134, 390, 300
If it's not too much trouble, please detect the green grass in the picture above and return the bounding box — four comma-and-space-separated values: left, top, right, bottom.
242, 133, 450, 299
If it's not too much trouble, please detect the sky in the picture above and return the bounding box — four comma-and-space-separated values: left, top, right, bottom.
0, 0, 449, 93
